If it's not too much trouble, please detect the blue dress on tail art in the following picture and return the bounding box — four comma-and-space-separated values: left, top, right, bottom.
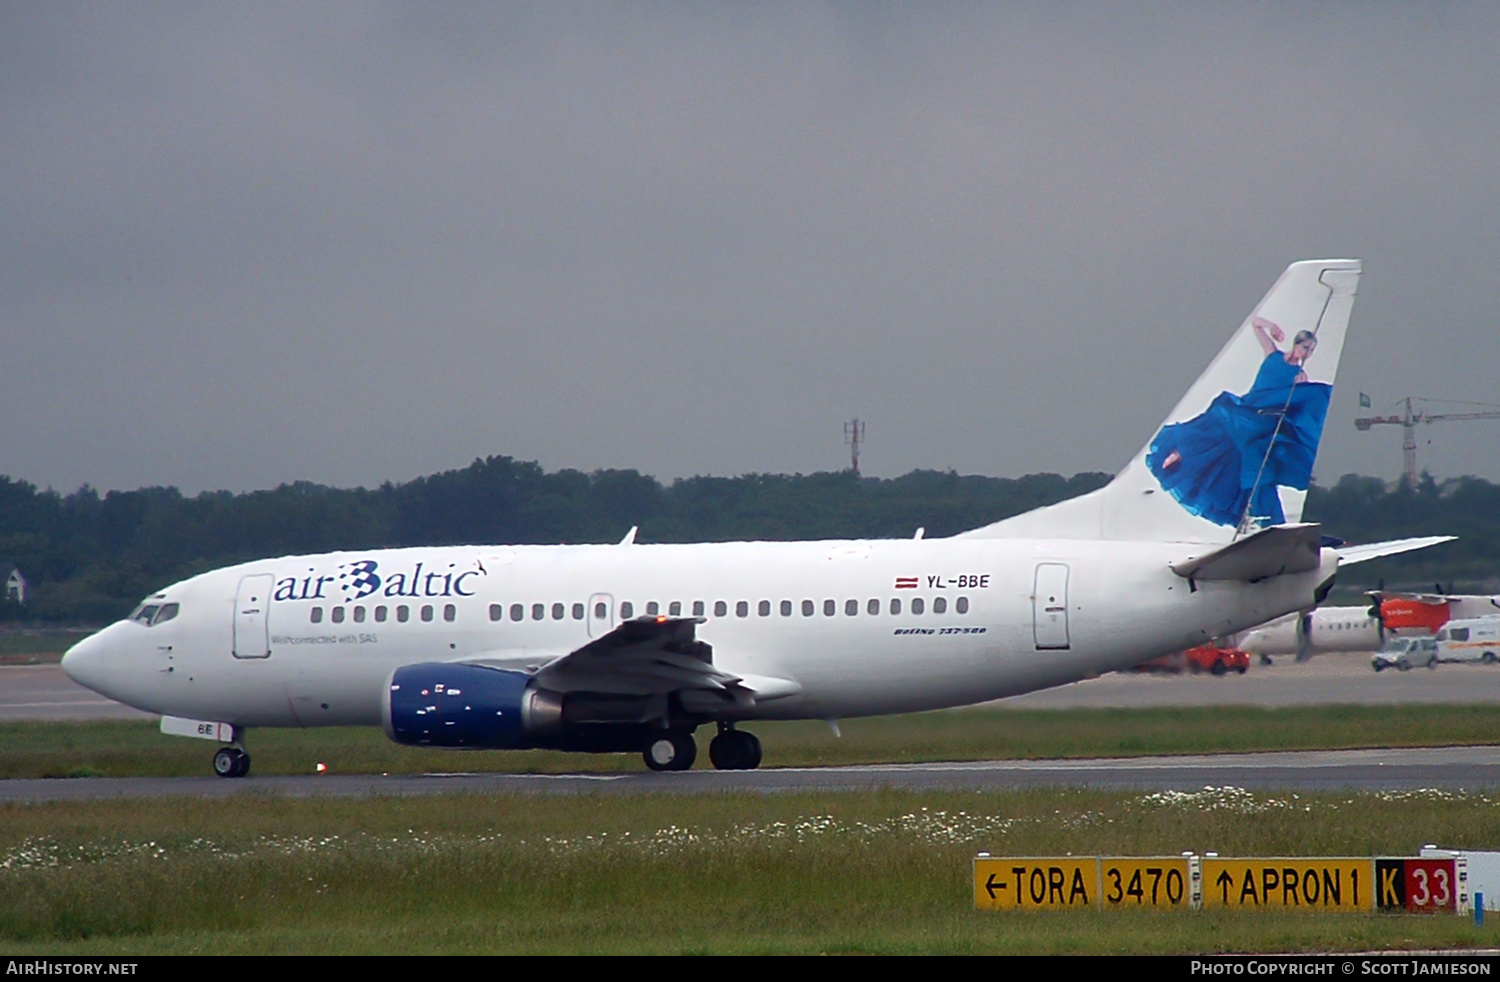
1145, 352, 1330, 528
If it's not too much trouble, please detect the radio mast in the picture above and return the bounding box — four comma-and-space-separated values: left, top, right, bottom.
844, 419, 865, 475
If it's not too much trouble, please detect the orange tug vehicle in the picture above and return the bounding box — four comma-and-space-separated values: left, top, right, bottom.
1133, 643, 1251, 675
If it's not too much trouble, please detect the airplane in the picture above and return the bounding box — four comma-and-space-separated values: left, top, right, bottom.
1231, 590, 1495, 661
61, 259, 1454, 777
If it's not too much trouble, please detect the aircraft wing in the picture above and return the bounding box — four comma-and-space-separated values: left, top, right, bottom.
1171, 524, 1324, 582
467, 616, 801, 707
1338, 536, 1457, 565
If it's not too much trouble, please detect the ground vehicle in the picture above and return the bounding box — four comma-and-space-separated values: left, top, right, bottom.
1433, 617, 1500, 664
1134, 644, 1250, 675
1372, 636, 1438, 671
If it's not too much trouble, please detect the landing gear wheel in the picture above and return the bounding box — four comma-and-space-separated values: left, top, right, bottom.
709, 729, 763, 771
643, 731, 697, 772
212, 747, 250, 778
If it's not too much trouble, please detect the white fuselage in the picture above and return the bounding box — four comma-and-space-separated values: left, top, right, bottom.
63, 535, 1337, 728
1233, 605, 1386, 657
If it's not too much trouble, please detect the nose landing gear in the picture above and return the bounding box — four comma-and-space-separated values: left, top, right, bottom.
212, 746, 251, 778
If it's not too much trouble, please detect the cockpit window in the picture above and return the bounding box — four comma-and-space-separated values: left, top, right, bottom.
133, 605, 160, 625
153, 603, 180, 625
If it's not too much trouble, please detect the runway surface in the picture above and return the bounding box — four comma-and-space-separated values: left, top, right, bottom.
5, 652, 1498, 723
6, 655, 1500, 802
3, 746, 1499, 802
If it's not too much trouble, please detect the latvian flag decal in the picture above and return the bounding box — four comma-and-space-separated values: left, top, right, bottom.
895, 577, 918, 589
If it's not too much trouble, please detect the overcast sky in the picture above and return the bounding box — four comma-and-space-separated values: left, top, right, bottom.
3, 2, 1498, 495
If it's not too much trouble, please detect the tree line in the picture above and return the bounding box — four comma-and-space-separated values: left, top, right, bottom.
0, 457, 1489, 623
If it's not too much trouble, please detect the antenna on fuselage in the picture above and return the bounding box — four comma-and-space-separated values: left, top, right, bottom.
619, 526, 638, 545
914, 527, 925, 540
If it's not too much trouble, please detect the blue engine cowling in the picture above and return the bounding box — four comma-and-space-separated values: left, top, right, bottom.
383, 663, 563, 749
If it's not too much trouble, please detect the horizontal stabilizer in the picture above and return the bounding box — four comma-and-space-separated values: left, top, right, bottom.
1338, 536, 1456, 565
1171, 523, 1324, 582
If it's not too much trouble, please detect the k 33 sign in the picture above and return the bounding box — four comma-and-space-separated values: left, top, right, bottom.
975, 855, 1465, 913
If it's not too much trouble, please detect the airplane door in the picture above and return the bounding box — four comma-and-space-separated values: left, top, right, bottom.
233, 573, 274, 659
587, 593, 614, 638
1032, 563, 1071, 650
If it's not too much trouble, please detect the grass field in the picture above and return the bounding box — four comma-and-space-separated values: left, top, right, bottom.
0, 627, 91, 664
3, 787, 1498, 954
5, 704, 1500, 779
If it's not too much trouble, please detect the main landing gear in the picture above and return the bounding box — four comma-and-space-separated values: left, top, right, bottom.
212, 746, 251, 778
643, 730, 697, 772
709, 724, 762, 771
640, 724, 764, 772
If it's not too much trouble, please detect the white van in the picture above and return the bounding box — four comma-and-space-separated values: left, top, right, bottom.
1372, 636, 1438, 671
1434, 617, 1500, 664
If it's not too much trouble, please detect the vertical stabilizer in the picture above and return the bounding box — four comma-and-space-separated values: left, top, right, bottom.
965, 259, 1361, 543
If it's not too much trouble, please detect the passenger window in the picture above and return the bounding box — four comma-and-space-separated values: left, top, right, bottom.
621, 601, 635, 619
758, 600, 771, 617
572, 603, 585, 620
713, 601, 727, 617
867, 599, 879, 616
594, 602, 607, 619
375, 605, 388, 623
332, 607, 345, 624
693, 601, 706, 617
311, 607, 324, 624
889, 598, 901, 615
490, 604, 503, 622
845, 599, 858, 616
736, 601, 749, 618
802, 600, 814, 617
1452, 627, 1470, 642
669, 601, 682, 616
444, 604, 456, 622
397, 605, 410, 623
912, 598, 925, 615
781, 600, 792, 617
823, 600, 835, 616
933, 597, 947, 614
646, 601, 659, 616
511, 603, 524, 622
956, 596, 969, 614
532, 603, 545, 621
421, 605, 434, 622
353, 606, 366, 623
552, 603, 564, 620
153, 603, 180, 625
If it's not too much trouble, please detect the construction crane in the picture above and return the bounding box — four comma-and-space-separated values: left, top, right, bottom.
1354, 397, 1500, 484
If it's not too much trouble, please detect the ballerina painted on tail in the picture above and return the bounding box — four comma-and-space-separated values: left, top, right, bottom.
1146, 315, 1330, 530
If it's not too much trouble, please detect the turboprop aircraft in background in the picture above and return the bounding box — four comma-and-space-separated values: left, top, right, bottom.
61, 259, 1453, 776
1234, 589, 1496, 661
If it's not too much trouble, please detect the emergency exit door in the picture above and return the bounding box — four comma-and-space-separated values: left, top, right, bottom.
1032, 563, 1071, 650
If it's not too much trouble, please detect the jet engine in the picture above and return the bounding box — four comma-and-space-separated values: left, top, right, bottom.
382, 662, 653, 753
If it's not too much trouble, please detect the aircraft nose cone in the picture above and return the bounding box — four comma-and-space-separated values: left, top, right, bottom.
61, 632, 108, 693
